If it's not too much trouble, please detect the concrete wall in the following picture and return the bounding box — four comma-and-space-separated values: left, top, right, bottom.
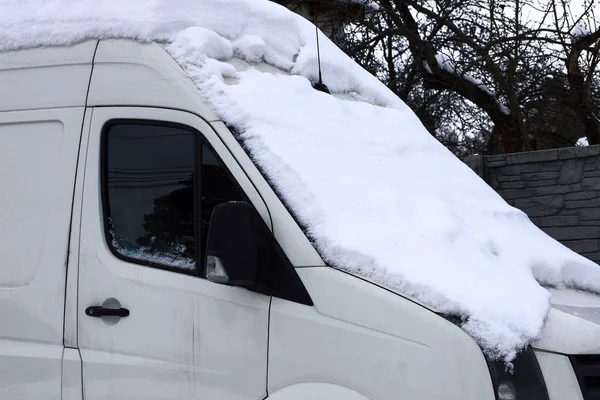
466, 145, 600, 264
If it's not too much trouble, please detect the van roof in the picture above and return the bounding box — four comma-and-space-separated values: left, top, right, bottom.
2, 0, 600, 362
0, 40, 218, 117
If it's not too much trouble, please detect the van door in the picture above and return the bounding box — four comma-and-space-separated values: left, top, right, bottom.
77, 107, 271, 400
0, 108, 84, 399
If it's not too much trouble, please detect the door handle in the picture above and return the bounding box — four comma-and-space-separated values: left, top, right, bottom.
85, 306, 130, 318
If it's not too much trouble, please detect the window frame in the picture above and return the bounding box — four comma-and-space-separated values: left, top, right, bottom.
100, 117, 313, 305
101, 119, 253, 277
101, 119, 194, 277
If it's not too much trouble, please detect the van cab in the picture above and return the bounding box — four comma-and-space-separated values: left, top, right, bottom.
1, 38, 599, 400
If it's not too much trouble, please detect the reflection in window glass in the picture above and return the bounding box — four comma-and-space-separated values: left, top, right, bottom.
105, 124, 196, 270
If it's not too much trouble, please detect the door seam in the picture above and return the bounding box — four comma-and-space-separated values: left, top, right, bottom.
62, 39, 100, 348
265, 296, 272, 398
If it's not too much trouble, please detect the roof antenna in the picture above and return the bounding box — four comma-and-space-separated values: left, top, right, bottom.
312, 23, 330, 94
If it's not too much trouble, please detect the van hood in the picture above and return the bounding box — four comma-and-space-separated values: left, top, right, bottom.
533, 288, 600, 354
365, 278, 600, 355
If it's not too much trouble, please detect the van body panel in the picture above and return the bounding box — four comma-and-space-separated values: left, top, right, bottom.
534, 307, 600, 354
88, 40, 218, 121
0, 107, 85, 399
266, 383, 370, 400
63, 109, 93, 349
534, 288, 600, 354
534, 350, 583, 400
0, 341, 63, 398
0, 41, 95, 111
76, 106, 270, 399
62, 348, 84, 400
268, 267, 493, 400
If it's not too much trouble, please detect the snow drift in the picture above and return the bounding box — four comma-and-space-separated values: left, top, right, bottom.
3, 0, 600, 362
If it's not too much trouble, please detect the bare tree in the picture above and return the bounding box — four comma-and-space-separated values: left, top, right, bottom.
343, 4, 492, 157
551, 0, 600, 145
274, 0, 600, 156
340, 0, 600, 155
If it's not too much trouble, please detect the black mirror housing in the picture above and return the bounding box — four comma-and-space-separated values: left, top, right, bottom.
205, 202, 267, 287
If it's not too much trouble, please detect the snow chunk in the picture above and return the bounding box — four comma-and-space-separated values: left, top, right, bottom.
426, 59, 511, 115
436, 53, 455, 73
3, 0, 600, 363
577, 136, 589, 146
463, 73, 510, 114
168, 27, 232, 62
167, 28, 237, 84
233, 35, 266, 63
365, 2, 380, 12
499, 104, 511, 115
571, 23, 592, 42
423, 54, 454, 75
464, 74, 491, 95
423, 61, 433, 74
344, 0, 380, 11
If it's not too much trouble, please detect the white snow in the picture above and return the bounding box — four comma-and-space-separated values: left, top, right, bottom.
425, 58, 511, 115
423, 60, 433, 74
577, 136, 589, 146
571, 22, 592, 42
2, 0, 600, 363
338, 0, 380, 11
233, 35, 266, 63
499, 103, 511, 115
464, 74, 491, 95
463, 73, 511, 115
109, 226, 196, 270
435, 53, 455, 73
113, 244, 196, 271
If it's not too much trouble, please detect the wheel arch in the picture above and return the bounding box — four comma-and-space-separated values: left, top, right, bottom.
267, 383, 371, 400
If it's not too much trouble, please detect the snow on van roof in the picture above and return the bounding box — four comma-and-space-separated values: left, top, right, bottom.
3, 0, 600, 362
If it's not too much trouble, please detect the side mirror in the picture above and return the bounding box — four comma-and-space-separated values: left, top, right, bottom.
205, 202, 267, 287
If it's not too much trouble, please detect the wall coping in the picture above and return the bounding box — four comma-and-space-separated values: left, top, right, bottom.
480, 145, 600, 166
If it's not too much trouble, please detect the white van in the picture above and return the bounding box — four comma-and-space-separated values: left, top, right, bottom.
1, 37, 600, 400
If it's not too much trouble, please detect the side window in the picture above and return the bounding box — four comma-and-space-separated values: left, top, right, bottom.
103, 122, 242, 275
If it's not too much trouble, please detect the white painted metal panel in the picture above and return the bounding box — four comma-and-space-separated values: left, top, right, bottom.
0, 41, 95, 111
535, 351, 584, 400
267, 383, 371, 400
64, 109, 94, 349
88, 40, 217, 120
0, 107, 84, 399
62, 348, 84, 400
269, 267, 494, 400
77, 107, 269, 399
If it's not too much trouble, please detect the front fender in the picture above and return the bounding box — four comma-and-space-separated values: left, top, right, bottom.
267, 383, 370, 400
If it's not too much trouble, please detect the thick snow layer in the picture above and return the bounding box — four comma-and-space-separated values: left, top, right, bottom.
435, 53, 455, 73
425, 56, 511, 115
571, 23, 592, 42
343, 0, 380, 11
463, 74, 511, 115
3, 0, 600, 362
